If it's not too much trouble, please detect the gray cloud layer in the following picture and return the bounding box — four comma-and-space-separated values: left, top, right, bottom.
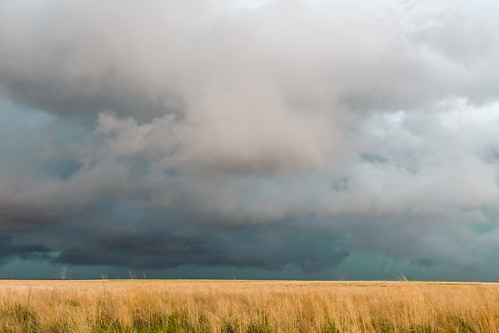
1, 0, 499, 277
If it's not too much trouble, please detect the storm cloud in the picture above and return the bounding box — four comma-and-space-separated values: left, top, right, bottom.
1, 0, 499, 279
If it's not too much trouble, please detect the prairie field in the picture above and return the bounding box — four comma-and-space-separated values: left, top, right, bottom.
0, 280, 498, 332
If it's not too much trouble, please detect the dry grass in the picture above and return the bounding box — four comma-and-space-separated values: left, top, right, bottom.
0, 279, 498, 332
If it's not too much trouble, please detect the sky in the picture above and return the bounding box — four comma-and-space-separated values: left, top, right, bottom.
1, 0, 499, 280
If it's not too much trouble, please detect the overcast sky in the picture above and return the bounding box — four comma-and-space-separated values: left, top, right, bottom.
1, 0, 499, 280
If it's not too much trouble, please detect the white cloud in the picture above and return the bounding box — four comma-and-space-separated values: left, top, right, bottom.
1, 0, 499, 271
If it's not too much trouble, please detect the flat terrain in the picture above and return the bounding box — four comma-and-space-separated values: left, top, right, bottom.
0, 279, 498, 332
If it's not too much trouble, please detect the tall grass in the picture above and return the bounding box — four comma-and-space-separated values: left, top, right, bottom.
0, 280, 498, 332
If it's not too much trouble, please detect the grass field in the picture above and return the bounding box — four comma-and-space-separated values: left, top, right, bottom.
0, 279, 498, 332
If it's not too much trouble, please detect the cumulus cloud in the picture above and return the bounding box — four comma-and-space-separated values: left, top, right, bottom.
1, 0, 499, 277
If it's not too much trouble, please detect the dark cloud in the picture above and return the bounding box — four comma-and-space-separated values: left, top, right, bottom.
53, 228, 349, 272
0, 234, 51, 264
11, 204, 350, 272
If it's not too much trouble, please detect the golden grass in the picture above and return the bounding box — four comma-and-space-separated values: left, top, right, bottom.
0, 279, 498, 332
